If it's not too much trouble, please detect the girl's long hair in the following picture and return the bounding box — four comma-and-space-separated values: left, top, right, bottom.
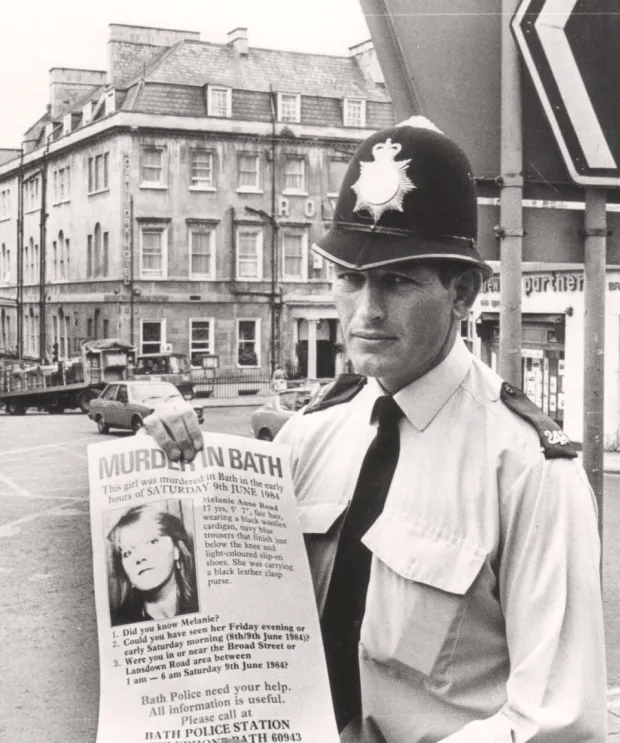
107, 504, 196, 613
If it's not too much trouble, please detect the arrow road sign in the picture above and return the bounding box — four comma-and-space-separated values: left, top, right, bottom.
512, 0, 620, 186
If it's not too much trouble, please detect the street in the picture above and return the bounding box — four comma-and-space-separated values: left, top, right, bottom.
1, 409, 620, 742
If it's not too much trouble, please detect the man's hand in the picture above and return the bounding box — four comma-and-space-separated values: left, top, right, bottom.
143, 399, 204, 462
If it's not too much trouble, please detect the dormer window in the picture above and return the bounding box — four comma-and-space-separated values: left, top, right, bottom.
343, 98, 366, 128
207, 86, 232, 118
104, 90, 116, 116
277, 93, 301, 123
63, 113, 72, 136
83, 101, 94, 125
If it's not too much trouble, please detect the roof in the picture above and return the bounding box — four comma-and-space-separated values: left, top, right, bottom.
134, 40, 390, 103
21, 36, 391, 140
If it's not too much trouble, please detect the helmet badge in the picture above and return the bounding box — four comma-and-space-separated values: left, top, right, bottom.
351, 138, 416, 223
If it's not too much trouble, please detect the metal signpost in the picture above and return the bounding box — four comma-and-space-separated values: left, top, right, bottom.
360, 0, 620, 542
512, 0, 620, 542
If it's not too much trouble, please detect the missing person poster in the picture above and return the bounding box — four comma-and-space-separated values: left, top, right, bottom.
87, 432, 339, 743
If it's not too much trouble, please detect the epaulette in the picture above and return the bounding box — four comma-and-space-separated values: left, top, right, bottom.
500, 382, 577, 459
304, 374, 367, 414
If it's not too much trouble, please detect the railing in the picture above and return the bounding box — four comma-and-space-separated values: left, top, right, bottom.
191, 371, 331, 399
193, 371, 272, 399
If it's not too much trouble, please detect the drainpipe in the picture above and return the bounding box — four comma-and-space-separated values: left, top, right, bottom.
269, 85, 280, 372
129, 195, 135, 346
39, 141, 49, 361
16, 149, 24, 357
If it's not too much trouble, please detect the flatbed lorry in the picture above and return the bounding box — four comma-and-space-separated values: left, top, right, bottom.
0, 338, 136, 415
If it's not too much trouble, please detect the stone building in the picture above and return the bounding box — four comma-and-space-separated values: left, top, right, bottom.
0, 24, 393, 377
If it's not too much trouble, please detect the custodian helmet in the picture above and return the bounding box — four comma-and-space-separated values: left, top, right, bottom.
313, 117, 491, 278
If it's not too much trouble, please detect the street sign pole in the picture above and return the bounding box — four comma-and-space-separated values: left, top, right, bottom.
583, 188, 606, 543
499, 0, 524, 388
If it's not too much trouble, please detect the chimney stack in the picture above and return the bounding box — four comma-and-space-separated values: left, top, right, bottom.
227, 27, 248, 56
349, 40, 384, 85
108, 24, 200, 87
49, 68, 107, 119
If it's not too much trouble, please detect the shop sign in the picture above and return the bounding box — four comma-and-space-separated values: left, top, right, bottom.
522, 348, 544, 359
482, 272, 585, 296
122, 154, 131, 286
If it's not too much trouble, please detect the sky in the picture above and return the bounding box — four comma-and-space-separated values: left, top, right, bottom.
0, 0, 370, 148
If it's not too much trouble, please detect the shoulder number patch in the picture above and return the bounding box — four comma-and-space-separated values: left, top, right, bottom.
501, 382, 577, 459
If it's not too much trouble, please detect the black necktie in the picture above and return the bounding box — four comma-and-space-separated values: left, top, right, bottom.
321, 395, 404, 732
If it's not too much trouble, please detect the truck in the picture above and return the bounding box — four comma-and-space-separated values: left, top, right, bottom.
0, 338, 136, 415
131, 351, 195, 400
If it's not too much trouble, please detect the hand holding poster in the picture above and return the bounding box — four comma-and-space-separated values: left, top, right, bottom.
87, 432, 339, 743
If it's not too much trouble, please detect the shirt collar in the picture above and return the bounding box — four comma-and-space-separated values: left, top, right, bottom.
382, 335, 473, 431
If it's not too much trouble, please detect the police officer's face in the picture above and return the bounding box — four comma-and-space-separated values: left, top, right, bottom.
333, 263, 461, 393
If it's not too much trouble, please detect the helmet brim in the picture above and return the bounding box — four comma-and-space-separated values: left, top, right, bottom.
313, 224, 493, 279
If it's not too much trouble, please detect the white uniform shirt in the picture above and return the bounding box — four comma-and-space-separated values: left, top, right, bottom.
277, 336, 606, 743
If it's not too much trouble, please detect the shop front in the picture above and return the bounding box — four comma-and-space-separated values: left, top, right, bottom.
472, 266, 620, 448
476, 313, 566, 427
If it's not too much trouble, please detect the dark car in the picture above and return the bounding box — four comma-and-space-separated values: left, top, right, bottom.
250, 387, 320, 441
89, 380, 204, 434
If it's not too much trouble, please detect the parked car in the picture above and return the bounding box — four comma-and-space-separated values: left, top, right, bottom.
88, 380, 204, 434
250, 387, 321, 441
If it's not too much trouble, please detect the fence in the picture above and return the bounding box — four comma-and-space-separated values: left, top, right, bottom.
191, 371, 316, 399
193, 371, 272, 399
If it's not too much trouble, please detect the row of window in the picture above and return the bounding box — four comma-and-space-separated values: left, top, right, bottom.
2, 235, 71, 285
204, 86, 367, 128
139, 222, 331, 282
2, 223, 329, 285
0, 307, 261, 370
141, 146, 347, 195
10, 149, 348, 214
143, 318, 260, 368
0, 308, 112, 358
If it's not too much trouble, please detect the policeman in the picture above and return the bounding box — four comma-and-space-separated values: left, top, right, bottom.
145, 118, 606, 742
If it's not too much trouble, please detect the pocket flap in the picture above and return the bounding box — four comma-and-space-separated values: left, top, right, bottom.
298, 501, 348, 535
362, 515, 487, 595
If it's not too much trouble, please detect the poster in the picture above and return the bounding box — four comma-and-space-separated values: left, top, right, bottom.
87, 432, 339, 743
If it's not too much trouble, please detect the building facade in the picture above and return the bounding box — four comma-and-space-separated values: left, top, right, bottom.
0, 24, 393, 378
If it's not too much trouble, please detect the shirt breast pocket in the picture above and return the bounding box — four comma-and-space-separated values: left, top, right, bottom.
360, 515, 487, 680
